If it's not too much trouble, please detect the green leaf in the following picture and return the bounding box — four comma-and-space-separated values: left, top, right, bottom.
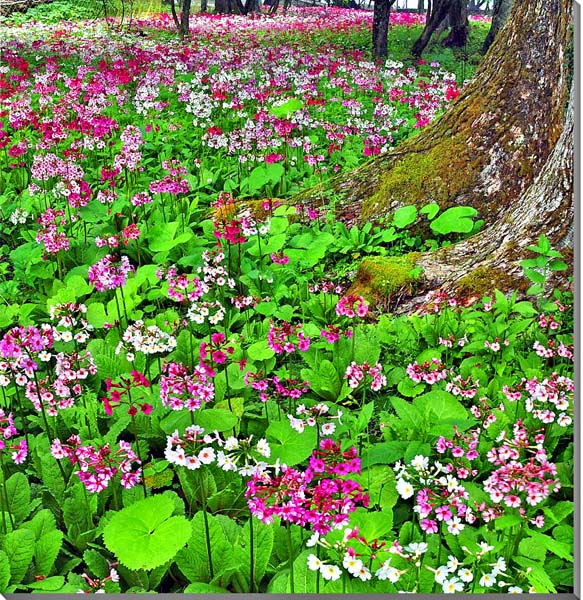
527, 530, 573, 562
392, 205, 417, 229
430, 206, 478, 235
2, 528, 35, 584
389, 396, 423, 430
269, 97, 303, 118
247, 340, 275, 361
175, 511, 235, 583
235, 519, 274, 586
419, 202, 440, 220
83, 550, 110, 580
514, 556, 556, 592
266, 420, 317, 466
194, 409, 238, 433
34, 530, 63, 576
2, 472, 31, 524
103, 495, 192, 570
0, 550, 10, 592
26, 576, 66, 591
548, 259, 568, 271
184, 582, 229, 593
285, 550, 316, 593
349, 508, 394, 541
518, 537, 546, 563
361, 442, 409, 467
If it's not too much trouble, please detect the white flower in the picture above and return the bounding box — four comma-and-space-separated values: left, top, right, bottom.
376, 560, 401, 583
320, 564, 342, 581
405, 542, 428, 556
198, 447, 215, 465
185, 455, 201, 470
307, 554, 323, 571
479, 572, 496, 588
447, 517, 465, 535
321, 422, 336, 436
357, 566, 371, 581
410, 454, 429, 471
256, 438, 271, 457
508, 586, 524, 593
306, 532, 319, 547
442, 577, 464, 593
446, 555, 459, 572
342, 553, 363, 575
224, 436, 239, 451
458, 568, 473, 582
433, 565, 449, 584
396, 478, 414, 499
216, 451, 237, 471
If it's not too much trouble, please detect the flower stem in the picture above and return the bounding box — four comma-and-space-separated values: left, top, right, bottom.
249, 515, 255, 592
200, 473, 214, 580
0, 452, 14, 530
287, 521, 294, 593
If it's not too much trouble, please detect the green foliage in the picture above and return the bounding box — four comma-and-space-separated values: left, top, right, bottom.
103, 496, 192, 570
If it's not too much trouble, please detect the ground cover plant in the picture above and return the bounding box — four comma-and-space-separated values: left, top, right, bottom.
0, 6, 574, 595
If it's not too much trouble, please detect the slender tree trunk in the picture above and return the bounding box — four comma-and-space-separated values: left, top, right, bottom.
411, 0, 451, 56
294, 0, 573, 300
443, 0, 468, 47
372, 0, 394, 60
418, 0, 424, 14
179, 0, 192, 34
200, 0, 208, 13
169, 0, 180, 29
482, 0, 513, 53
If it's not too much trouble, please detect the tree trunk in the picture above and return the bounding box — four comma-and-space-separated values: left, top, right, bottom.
372, 0, 395, 60
418, 0, 424, 14
295, 0, 573, 302
442, 0, 468, 48
482, 0, 513, 53
200, 0, 208, 13
411, 0, 451, 56
179, 0, 192, 34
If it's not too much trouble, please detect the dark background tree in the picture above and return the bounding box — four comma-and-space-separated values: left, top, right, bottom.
442, 0, 468, 47
411, 0, 452, 55
482, 0, 513, 52
372, 0, 397, 60
296, 0, 573, 304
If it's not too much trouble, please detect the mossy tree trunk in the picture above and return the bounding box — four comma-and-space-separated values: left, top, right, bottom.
295, 0, 573, 305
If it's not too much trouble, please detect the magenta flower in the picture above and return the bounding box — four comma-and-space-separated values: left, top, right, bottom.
88, 255, 133, 292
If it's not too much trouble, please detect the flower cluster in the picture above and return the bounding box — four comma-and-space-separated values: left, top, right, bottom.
267, 321, 310, 354
344, 361, 387, 391
159, 361, 214, 411
0, 409, 27, 464
102, 371, 153, 417
394, 455, 475, 536
445, 374, 480, 399
406, 358, 448, 385
483, 420, 561, 509
288, 402, 342, 436
51, 436, 142, 492
419, 289, 458, 314
199, 332, 235, 376
88, 255, 133, 292
156, 265, 208, 303
436, 427, 480, 480
335, 294, 369, 319
246, 440, 368, 534
187, 300, 226, 325
49, 302, 94, 345
115, 320, 177, 361
320, 324, 352, 344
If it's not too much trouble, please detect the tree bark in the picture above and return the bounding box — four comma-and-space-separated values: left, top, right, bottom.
372, 0, 396, 60
200, 0, 208, 13
179, 0, 192, 34
482, 0, 513, 53
411, 0, 451, 56
443, 0, 468, 48
295, 0, 573, 302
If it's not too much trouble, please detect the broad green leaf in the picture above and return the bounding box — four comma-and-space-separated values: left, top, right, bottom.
103, 495, 192, 570
269, 97, 303, 118
194, 408, 238, 433
286, 550, 317, 593
527, 530, 573, 561
34, 530, 63, 575
2, 528, 35, 584
184, 582, 229, 593
430, 206, 478, 235
266, 420, 317, 466
361, 442, 409, 467
235, 519, 274, 586
175, 511, 234, 583
247, 340, 275, 361
0, 550, 10, 592
3, 472, 31, 524
26, 576, 66, 591
419, 202, 440, 219
392, 205, 417, 229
